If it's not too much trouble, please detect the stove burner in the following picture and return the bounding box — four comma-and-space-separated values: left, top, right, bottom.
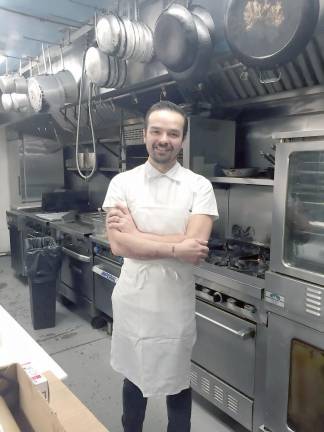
206, 239, 270, 278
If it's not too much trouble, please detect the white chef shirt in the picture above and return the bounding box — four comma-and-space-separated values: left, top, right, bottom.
103, 161, 219, 226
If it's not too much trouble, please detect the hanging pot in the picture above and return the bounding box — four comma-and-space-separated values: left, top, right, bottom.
85, 47, 110, 87
11, 92, 31, 113
169, 15, 212, 82
0, 57, 16, 93
28, 44, 66, 112
225, 0, 320, 69
96, 13, 122, 55
154, 3, 199, 72
1, 93, 14, 112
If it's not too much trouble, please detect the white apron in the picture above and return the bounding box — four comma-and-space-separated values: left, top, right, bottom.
110, 204, 196, 397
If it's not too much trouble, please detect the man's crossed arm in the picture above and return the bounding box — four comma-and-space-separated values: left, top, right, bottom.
106, 203, 213, 265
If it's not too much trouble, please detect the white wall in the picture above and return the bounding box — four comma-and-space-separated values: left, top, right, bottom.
0, 128, 10, 252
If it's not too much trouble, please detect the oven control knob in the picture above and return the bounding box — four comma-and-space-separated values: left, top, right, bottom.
243, 304, 256, 315
226, 298, 237, 310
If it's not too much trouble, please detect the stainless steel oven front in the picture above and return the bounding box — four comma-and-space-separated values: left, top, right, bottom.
59, 234, 94, 314
92, 255, 121, 319
262, 313, 324, 432
271, 136, 324, 286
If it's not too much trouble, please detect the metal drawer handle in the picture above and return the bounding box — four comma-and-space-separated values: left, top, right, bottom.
62, 247, 91, 262
92, 265, 119, 283
195, 312, 255, 340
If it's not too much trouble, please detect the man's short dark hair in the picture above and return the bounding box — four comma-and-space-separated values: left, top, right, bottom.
144, 101, 188, 140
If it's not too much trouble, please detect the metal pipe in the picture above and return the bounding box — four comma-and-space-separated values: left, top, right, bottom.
0, 6, 79, 28
23, 35, 59, 46
68, 0, 106, 13
49, 13, 86, 26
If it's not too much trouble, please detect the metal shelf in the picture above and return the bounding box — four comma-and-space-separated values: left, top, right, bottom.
209, 177, 274, 186
66, 167, 119, 173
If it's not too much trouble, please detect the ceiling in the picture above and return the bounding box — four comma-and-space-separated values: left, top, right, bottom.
0, 0, 116, 74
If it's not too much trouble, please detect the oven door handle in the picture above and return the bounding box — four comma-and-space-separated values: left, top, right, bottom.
62, 247, 91, 262
92, 265, 119, 283
195, 312, 255, 340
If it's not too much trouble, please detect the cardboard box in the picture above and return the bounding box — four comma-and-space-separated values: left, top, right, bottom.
0, 364, 109, 432
21, 363, 49, 401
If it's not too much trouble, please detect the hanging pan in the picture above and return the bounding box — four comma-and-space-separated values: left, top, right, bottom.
169, 15, 212, 82
154, 3, 199, 72
190, 4, 216, 46
55, 46, 78, 105
224, 0, 320, 70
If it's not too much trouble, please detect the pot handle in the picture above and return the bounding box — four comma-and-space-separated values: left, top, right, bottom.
259, 70, 281, 84
42, 43, 47, 74
47, 45, 53, 74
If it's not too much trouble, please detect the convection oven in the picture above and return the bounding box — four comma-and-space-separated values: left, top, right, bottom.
263, 130, 324, 432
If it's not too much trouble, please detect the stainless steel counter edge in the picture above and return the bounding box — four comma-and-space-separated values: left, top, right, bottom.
194, 262, 265, 300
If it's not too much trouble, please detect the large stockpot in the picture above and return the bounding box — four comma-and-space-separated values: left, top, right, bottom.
55, 70, 78, 105
225, 0, 321, 69
28, 75, 65, 112
154, 3, 199, 72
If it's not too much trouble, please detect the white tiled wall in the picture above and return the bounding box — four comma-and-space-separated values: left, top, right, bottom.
0, 128, 10, 252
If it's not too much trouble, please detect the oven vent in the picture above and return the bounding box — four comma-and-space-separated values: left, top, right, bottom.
190, 370, 198, 387
305, 287, 322, 318
213, 385, 224, 404
201, 377, 210, 395
123, 123, 144, 146
227, 395, 239, 414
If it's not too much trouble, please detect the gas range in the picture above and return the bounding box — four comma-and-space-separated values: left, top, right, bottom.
205, 239, 270, 279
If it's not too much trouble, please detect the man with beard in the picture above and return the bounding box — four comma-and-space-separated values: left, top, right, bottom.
103, 101, 218, 432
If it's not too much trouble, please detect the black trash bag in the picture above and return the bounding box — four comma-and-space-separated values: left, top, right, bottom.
24, 237, 62, 330
25, 237, 62, 283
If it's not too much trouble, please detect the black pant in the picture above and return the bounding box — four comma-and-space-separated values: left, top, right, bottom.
122, 378, 192, 432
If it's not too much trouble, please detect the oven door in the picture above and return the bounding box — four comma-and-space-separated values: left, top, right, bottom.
60, 247, 93, 301
271, 140, 324, 286
192, 299, 256, 397
92, 256, 121, 318
264, 313, 324, 432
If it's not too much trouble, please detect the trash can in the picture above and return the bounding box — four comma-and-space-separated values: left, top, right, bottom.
25, 237, 62, 330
